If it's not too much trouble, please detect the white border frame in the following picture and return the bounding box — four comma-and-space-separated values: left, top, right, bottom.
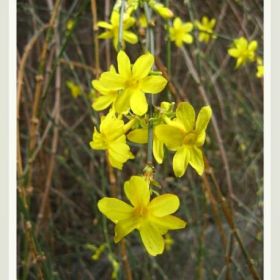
0, 0, 16, 279
9, 0, 17, 279
264, 0, 271, 278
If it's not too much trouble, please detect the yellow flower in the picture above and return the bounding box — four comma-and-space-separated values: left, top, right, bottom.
228, 37, 258, 68
89, 111, 134, 170
127, 102, 174, 164
93, 51, 167, 116
66, 80, 82, 98
169, 17, 193, 47
256, 56, 264, 78
98, 10, 138, 50
66, 19, 75, 32
164, 233, 174, 251
195, 16, 216, 43
155, 102, 212, 177
98, 176, 187, 256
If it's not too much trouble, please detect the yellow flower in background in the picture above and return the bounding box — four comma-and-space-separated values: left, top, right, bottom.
256, 56, 264, 78
66, 19, 75, 32
228, 37, 258, 68
138, 13, 148, 28
98, 10, 138, 50
66, 80, 82, 98
94, 51, 167, 116
164, 233, 174, 251
153, 3, 174, 19
98, 176, 187, 256
169, 17, 193, 47
195, 16, 216, 43
155, 102, 212, 177
127, 102, 174, 164
89, 111, 134, 170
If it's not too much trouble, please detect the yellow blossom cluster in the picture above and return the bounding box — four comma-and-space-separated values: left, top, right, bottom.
89, 48, 212, 255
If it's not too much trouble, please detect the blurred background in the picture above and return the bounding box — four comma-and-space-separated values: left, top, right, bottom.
17, 0, 263, 279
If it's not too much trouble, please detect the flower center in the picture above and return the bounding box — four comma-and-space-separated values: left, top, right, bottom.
183, 131, 197, 146
134, 206, 148, 218
126, 78, 140, 89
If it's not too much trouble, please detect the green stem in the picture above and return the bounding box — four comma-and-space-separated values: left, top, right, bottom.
144, 3, 155, 165
117, 0, 125, 51
165, 0, 171, 100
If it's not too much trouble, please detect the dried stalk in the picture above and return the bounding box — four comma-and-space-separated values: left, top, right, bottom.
35, 14, 61, 235
17, 25, 49, 177
27, 0, 62, 190
91, 0, 101, 75
206, 170, 261, 280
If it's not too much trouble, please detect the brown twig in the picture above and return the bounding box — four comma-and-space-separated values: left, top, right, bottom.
27, 0, 62, 191
91, 0, 101, 75
35, 12, 61, 235
17, 25, 49, 177
60, 58, 97, 74
105, 0, 111, 67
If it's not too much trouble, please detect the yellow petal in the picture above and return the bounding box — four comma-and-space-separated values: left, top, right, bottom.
92, 93, 116, 111
132, 52, 154, 80
182, 34, 193, 44
123, 17, 136, 29
117, 51, 131, 78
155, 124, 184, 150
174, 17, 182, 29
92, 79, 109, 94
248, 40, 258, 51
176, 102, 195, 132
189, 146, 204, 175
110, 11, 119, 26
123, 31, 138, 44
114, 89, 131, 114
100, 72, 125, 90
141, 75, 167, 94
152, 215, 187, 230
196, 131, 206, 147
228, 48, 239, 58
173, 147, 190, 177
236, 57, 244, 68
183, 22, 193, 32
114, 218, 138, 243
108, 141, 134, 170
98, 31, 113, 39
210, 19, 216, 28
149, 194, 180, 217
98, 21, 113, 29
130, 90, 148, 116
153, 136, 164, 164
98, 198, 133, 223
139, 223, 164, 256
100, 112, 123, 137
113, 35, 119, 50
195, 105, 212, 134
124, 176, 150, 207
127, 128, 148, 144
90, 128, 106, 150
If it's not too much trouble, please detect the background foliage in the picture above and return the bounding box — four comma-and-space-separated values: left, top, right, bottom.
17, 0, 263, 279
